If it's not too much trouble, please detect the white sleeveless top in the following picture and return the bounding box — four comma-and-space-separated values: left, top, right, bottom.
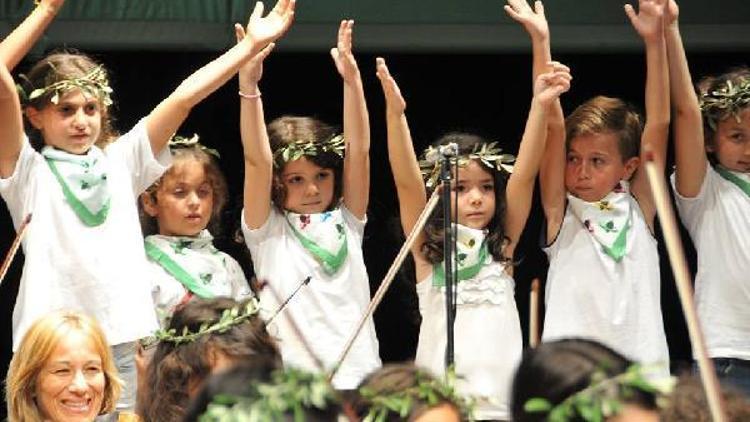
543, 196, 669, 370
416, 261, 522, 420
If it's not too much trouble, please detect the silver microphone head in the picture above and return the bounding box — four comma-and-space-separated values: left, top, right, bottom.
438, 142, 459, 157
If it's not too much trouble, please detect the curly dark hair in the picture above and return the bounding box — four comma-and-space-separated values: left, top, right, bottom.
696, 67, 750, 152
143, 297, 280, 422
19, 50, 118, 149
267, 116, 343, 212
420, 132, 510, 265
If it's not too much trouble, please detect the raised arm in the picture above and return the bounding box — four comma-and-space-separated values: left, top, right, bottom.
237, 25, 275, 229
0, 63, 24, 178
504, 63, 571, 256
330, 20, 370, 219
505, 0, 567, 241
145, 0, 295, 156
626, 0, 670, 226
665, 0, 706, 197
375, 58, 430, 275
0, 0, 64, 71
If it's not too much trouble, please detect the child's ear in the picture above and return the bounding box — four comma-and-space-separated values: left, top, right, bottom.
623, 156, 640, 180
140, 192, 159, 217
25, 107, 43, 129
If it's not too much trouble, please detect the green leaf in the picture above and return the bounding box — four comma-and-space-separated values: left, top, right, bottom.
524, 397, 552, 413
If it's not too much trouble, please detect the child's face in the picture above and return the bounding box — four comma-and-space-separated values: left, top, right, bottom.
565, 133, 639, 202
708, 107, 750, 173
451, 160, 496, 230
27, 89, 102, 155
280, 157, 335, 214
143, 160, 214, 237
414, 403, 461, 422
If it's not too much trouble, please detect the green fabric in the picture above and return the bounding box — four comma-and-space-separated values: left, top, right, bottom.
601, 219, 630, 262
432, 241, 489, 287
716, 166, 750, 197
45, 158, 110, 227
144, 241, 214, 299
287, 223, 348, 275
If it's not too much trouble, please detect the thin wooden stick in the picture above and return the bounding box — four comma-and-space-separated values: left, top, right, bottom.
0, 213, 31, 287
329, 188, 441, 381
643, 152, 726, 422
529, 278, 540, 348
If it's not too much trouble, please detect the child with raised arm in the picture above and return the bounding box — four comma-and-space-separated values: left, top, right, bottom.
376, 55, 571, 419
238, 20, 380, 390
665, 0, 750, 395
512, 0, 671, 371
139, 135, 252, 325
0, 0, 294, 413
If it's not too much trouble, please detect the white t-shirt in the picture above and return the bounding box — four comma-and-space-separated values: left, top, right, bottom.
242, 206, 381, 389
672, 165, 750, 360
543, 196, 670, 370
0, 120, 170, 350
146, 234, 252, 326
416, 261, 522, 421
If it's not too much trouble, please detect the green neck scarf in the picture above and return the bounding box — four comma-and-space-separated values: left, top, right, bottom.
716, 166, 750, 198
433, 224, 490, 287
285, 209, 348, 275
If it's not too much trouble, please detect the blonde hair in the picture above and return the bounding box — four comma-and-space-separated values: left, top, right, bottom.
5, 311, 122, 421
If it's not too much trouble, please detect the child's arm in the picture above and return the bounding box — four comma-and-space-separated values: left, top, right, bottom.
237, 25, 275, 230
626, 0, 670, 226
0, 63, 24, 178
505, 0, 567, 243
375, 58, 431, 277
504, 63, 572, 256
665, 0, 706, 197
0, 0, 64, 71
330, 20, 370, 220
145, 0, 295, 156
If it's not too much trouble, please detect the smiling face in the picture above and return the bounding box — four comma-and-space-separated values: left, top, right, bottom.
143, 159, 214, 237
565, 132, 639, 202
708, 108, 750, 173
35, 330, 105, 422
279, 157, 335, 214
27, 89, 102, 155
451, 160, 496, 230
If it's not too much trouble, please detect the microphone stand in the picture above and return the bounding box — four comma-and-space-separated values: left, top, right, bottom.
439, 144, 457, 368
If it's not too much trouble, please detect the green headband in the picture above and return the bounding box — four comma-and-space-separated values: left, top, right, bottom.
419, 141, 515, 190
152, 299, 261, 346
273, 134, 345, 168
169, 133, 220, 159
18, 65, 113, 107
699, 77, 750, 131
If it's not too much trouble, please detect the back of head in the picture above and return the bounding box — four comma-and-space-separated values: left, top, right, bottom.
511, 339, 657, 422
19, 51, 117, 148
697, 67, 750, 146
144, 297, 280, 422
660, 375, 750, 422
565, 96, 643, 162
267, 115, 343, 210
5, 311, 121, 421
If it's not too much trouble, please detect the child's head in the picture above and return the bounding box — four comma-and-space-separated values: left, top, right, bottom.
355, 364, 467, 422
144, 297, 280, 422
511, 339, 664, 422
20, 52, 116, 153
660, 374, 750, 422
565, 96, 643, 201
420, 133, 511, 264
267, 116, 344, 214
698, 67, 750, 173
140, 136, 228, 237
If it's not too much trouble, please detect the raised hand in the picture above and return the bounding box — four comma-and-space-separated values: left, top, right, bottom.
375, 58, 406, 115
235, 24, 275, 86
504, 0, 548, 41
39, 0, 65, 11
244, 0, 295, 49
665, 0, 679, 27
533, 61, 572, 106
330, 20, 360, 84
625, 0, 666, 42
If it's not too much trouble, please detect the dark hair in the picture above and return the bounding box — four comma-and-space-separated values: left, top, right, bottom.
19, 51, 117, 149
420, 132, 510, 265
511, 339, 658, 422
565, 96, 643, 162
139, 144, 228, 236
143, 297, 280, 422
267, 116, 343, 211
354, 363, 463, 421
660, 374, 750, 422
696, 67, 750, 151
